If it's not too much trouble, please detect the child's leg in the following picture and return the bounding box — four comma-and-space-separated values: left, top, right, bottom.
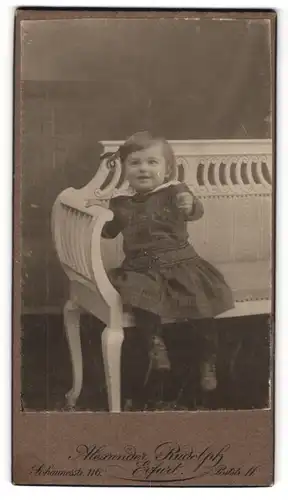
133, 308, 171, 374
192, 318, 218, 391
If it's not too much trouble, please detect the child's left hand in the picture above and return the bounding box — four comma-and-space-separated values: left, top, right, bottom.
175, 192, 194, 215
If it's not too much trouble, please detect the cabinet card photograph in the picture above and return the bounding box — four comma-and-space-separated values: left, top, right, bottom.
13, 9, 275, 486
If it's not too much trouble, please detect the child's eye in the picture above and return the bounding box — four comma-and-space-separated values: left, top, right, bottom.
148, 159, 158, 165
129, 160, 141, 166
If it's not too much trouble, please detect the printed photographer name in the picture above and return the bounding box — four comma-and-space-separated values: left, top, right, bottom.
29, 442, 260, 482
69, 441, 230, 464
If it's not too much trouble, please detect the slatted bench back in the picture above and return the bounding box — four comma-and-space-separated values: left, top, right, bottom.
99, 141, 272, 270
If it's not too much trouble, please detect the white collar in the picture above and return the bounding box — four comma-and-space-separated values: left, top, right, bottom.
111, 180, 180, 198
149, 180, 180, 193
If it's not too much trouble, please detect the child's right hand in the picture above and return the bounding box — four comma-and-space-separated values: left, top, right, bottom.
85, 198, 110, 208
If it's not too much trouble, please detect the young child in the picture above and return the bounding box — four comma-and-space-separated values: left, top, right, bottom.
101, 131, 234, 393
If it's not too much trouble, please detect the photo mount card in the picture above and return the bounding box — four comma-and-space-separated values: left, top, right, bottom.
13, 8, 276, 486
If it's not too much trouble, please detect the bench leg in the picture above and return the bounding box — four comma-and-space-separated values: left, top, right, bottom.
101, 327, 124, 412
63, 300, 82, 409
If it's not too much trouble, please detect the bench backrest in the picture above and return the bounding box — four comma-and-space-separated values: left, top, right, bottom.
99, 140, 272, 270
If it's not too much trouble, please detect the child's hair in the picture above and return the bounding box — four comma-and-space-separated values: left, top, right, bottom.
117, 131, 177, 181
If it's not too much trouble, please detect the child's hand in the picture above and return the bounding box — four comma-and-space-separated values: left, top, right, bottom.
175, 192, 194, 215
85, 198, 110, 209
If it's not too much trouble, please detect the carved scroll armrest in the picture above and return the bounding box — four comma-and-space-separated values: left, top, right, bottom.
52, 187, 124, 327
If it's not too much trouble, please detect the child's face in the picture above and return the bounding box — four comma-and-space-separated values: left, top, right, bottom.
124, 143, 167, 192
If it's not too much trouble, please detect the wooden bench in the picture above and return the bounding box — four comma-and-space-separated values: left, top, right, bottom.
51, 139, 273, 412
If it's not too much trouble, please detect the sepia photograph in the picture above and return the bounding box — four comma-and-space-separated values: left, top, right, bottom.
18, 12, 273, 416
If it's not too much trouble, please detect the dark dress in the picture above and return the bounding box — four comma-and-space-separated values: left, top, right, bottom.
102, 182, 234, 319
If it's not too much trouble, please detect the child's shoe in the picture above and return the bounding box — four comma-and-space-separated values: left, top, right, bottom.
144, 335, 170, 385
200, 357, 217, 391
149, 335, 171, 371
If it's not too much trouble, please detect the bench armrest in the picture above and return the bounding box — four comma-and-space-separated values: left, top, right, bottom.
52, 188, 123, 323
